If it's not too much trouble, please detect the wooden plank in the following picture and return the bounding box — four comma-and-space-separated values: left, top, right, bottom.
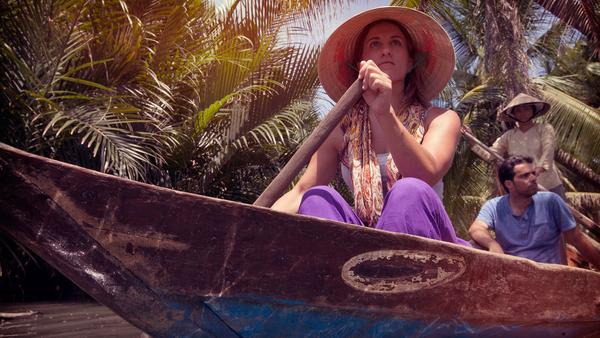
0, 302, 145, 337
0, 154, 240, 338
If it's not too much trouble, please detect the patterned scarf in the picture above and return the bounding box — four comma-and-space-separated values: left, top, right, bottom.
340, 100, 427, 226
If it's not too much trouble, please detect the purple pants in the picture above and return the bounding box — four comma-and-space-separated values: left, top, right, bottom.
298, 178, 470, 246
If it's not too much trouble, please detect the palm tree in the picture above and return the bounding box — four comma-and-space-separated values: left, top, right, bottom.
0, 0, 355, 195
0, 0, 356, 299
159, 0, 357, 200
0, 0, 181, 180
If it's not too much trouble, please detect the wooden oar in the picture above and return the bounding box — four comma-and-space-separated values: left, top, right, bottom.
254, 79, 363, 208
461, 126, 600, 237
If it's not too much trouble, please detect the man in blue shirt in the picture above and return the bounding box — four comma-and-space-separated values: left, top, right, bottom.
469, 156, 600, 267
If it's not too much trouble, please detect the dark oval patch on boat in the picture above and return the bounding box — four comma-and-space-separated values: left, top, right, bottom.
125, 242, 135, 255
341, 250, 466, 293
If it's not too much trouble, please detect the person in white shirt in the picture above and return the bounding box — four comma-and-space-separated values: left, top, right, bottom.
270, 7, 469, 246
491, 93, 565, 199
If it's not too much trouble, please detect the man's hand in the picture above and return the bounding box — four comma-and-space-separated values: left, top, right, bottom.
469, 220, 505, 254
488, 242, 505, 254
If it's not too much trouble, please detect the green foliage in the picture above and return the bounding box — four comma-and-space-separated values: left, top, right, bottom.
0, 0, 344, 196
0, 0, 352, 300
0, 0, 182, 179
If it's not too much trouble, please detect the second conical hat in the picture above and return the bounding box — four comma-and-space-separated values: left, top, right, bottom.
500, 93, 550, 120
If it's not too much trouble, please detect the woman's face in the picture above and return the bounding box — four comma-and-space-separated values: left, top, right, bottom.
512, 105, 535, 123
359, 21, 414, 83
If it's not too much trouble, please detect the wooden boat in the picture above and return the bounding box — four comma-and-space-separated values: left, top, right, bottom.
1, 142, 599, 337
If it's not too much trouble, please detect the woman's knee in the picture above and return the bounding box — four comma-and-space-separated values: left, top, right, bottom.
298, 185, 361, 225
299, 185, 346, 210
301, 185, 342, 202
388, 177, 433, 199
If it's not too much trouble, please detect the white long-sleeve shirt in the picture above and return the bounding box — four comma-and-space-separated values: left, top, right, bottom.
491, 123, 562, 189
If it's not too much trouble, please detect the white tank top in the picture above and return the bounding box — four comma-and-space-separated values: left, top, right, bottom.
340, 153, 444, 200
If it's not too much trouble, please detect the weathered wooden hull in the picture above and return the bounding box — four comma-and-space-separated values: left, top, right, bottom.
1, 143, 599, 337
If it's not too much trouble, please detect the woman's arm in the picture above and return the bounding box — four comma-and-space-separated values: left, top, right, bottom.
376, 106, 460, 185
271, 126, 343, 214
358, 60, 460, 185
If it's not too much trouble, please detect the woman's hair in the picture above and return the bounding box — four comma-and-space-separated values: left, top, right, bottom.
352, 19, 427, 110
498, 155, 534, 191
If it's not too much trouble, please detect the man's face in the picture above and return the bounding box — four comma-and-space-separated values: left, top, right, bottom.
507, 163, 538, 197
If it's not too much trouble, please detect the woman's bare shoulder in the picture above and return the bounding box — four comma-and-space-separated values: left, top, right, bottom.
424, 106, 460, 129
428, 106, 458, 117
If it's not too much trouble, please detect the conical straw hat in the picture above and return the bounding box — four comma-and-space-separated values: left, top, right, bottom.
317, 6, 455, 103
500, 93, 550, 120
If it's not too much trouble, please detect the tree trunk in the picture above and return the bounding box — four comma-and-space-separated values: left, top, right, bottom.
555, 148, 600, 188
483, 0, 531, 106
567, 192, 600, 212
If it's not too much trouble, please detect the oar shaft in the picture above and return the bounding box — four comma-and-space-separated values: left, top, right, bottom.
254, 79, 363, 208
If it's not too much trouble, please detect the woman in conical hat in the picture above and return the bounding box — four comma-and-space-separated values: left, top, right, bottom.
271, 6, 469, 246
491, 92, 565, 199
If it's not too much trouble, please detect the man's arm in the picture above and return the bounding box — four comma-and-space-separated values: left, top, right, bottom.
469, 220, 505, 254
563, 227, 600, 269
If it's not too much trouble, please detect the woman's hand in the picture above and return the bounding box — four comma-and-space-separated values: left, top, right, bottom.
358, 60, 392, 116
271, 126, 343, 213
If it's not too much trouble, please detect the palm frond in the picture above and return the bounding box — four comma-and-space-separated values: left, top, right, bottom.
188, 39, 320, 187
588, 62, 600, 76
444, 154, 494, 236
36, 103, 161, 178
535, 74, 595, 104
536, 0, 600, 59
534, 79, 600, 160
527, 21, 566, 74
229, 0, 356, 42
235, 99, 318, 149
1, 0, 181, 180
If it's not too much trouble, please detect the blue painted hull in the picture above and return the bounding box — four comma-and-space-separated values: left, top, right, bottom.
159, 295, 600, 337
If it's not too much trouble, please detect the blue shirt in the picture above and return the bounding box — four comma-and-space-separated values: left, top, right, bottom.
477, 192, 576, 264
